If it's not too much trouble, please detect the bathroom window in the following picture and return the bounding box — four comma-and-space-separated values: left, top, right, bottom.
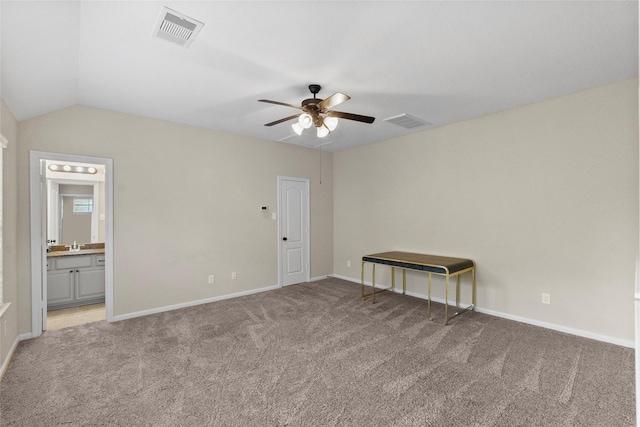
73, 197, 93, 214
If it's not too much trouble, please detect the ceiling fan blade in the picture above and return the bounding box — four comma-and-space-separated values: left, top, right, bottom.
258, 99, 302, 110
264, 114, 300, 127
327, 110, 375, 124
317, 92, 350, 111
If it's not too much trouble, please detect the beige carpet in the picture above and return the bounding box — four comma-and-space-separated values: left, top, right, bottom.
0, 278, 635, 426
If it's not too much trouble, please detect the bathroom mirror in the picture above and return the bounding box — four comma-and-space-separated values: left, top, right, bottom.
45, 161, 106, 246
58, 185, 94, 244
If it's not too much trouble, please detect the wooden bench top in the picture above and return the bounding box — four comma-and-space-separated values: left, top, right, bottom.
362, 251, 474, 275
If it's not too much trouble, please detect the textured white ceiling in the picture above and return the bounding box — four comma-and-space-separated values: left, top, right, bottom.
1, 1, 637, 152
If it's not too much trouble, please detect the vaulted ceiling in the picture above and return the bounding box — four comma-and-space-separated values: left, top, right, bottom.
1, 1, 637, 152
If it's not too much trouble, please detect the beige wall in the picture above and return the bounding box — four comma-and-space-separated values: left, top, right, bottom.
334, 79, 639, 343
1, 100, 19, 370
16, 106, 333, 326
4, 78, 636, 351
58, 184, 93, 194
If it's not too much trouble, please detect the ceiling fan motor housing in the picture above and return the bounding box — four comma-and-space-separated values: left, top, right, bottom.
308, 84, 321, 95
302, 84, 323, 113
302, 98, 321, 109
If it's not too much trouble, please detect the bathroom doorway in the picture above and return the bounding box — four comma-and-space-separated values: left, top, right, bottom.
29, 151, 114, 337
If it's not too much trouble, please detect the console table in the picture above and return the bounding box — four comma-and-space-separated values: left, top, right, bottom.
361, 251, 476, 325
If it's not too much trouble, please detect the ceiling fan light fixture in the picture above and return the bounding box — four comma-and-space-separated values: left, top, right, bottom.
317, 125, 330, 138
48, 164, 98, 175
324, 116, 338, 131
298, 113, 313, 129
292, 122, 304, 135
259, 84, 375, 138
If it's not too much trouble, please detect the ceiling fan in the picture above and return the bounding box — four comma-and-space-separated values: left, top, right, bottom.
259, 84, 375, 138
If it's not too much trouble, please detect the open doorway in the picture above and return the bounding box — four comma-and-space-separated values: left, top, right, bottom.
29, 151, 113, 337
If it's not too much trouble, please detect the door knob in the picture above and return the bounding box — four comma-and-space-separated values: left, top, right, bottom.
282, 237, 287, 241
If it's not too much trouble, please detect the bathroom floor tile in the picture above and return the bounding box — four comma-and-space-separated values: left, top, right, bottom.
47, 303, 105, 330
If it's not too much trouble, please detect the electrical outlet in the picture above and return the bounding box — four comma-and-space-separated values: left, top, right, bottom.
347, 260, 351, 267
232, 272, 237, 280
541, 293, 551, 304
208, 274, 215, 284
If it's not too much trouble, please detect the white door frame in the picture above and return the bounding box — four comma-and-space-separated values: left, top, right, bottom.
277, 176, 310, 287
29, 151, 114, 337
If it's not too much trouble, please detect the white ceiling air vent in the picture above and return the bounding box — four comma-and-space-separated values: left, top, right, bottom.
383, 113, 431, 129
279, 134, 335, 149
154, 7, 204, 48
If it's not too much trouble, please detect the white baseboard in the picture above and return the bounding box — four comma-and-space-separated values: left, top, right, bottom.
0, 335, 20, 382
113, 284, 280, 322
22, 272, 630, 349
19, 333, 33, 341
331, 274, 634, 349
114, 278, 337, 322
0, 302, 11, 318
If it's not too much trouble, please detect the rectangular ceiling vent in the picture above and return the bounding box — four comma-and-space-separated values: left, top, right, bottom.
278, 134, 334, 149
154, 7, 204, 48
383, 113, 431, 129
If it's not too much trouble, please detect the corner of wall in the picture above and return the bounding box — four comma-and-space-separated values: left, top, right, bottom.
0, 99, 21, 377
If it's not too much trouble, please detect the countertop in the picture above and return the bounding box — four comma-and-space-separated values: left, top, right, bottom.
47, 248, 105, 258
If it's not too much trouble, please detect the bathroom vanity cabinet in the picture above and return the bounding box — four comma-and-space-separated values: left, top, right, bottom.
47, 253, 105, 310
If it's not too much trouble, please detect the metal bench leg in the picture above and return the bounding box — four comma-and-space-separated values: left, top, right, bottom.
402, 269, 406, 294
372, 263, 376, 303
362, 261, 396, 304
444, 274, 450, 325
427, 272, 433, 320
472, 267, 476, 307
361, 261, 365, 298
391, 266, 395, 293
447, 269, 476, 323
360, 261, 377, 302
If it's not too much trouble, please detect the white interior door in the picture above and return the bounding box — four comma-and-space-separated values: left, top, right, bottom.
279, 177, 309, 286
